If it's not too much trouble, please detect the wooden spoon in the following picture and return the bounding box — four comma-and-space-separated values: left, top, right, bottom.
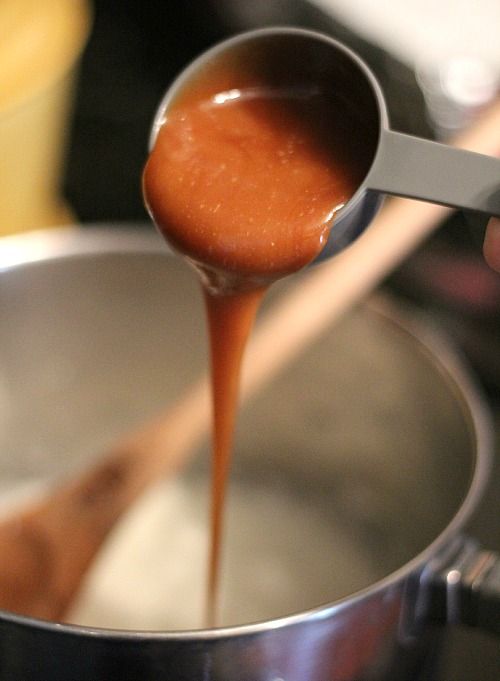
1, 99, 499, 622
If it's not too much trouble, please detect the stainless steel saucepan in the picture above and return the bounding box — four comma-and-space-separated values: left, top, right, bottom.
0, 227, 498, 680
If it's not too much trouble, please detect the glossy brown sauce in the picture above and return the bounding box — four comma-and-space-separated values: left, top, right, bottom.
143, 63, 368, 625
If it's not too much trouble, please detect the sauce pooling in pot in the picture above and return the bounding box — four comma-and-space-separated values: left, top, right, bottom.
143, 64, 368, 625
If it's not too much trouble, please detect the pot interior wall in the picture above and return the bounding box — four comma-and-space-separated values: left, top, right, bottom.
0, 234, 475, 629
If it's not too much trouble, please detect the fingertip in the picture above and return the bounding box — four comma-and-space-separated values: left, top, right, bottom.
484, 218, 500, 272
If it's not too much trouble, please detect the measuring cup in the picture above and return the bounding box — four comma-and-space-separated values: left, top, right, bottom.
149, 26, 500, 258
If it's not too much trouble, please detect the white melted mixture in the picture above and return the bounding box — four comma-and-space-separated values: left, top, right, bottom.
64, 476, 375, 630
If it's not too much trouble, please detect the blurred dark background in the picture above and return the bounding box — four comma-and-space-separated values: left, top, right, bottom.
61, 2, 499, 678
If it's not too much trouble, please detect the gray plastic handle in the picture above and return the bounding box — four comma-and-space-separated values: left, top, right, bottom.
367, 130, 500, 217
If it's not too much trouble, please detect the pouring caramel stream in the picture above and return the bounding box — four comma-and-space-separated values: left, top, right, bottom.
143, 63, 365, 624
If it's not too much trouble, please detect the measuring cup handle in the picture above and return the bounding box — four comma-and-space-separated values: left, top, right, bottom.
427, 537, 500, 637
366, 130, 500, 218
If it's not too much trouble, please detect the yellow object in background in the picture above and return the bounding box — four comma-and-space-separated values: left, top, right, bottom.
0, 0, 91, 235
